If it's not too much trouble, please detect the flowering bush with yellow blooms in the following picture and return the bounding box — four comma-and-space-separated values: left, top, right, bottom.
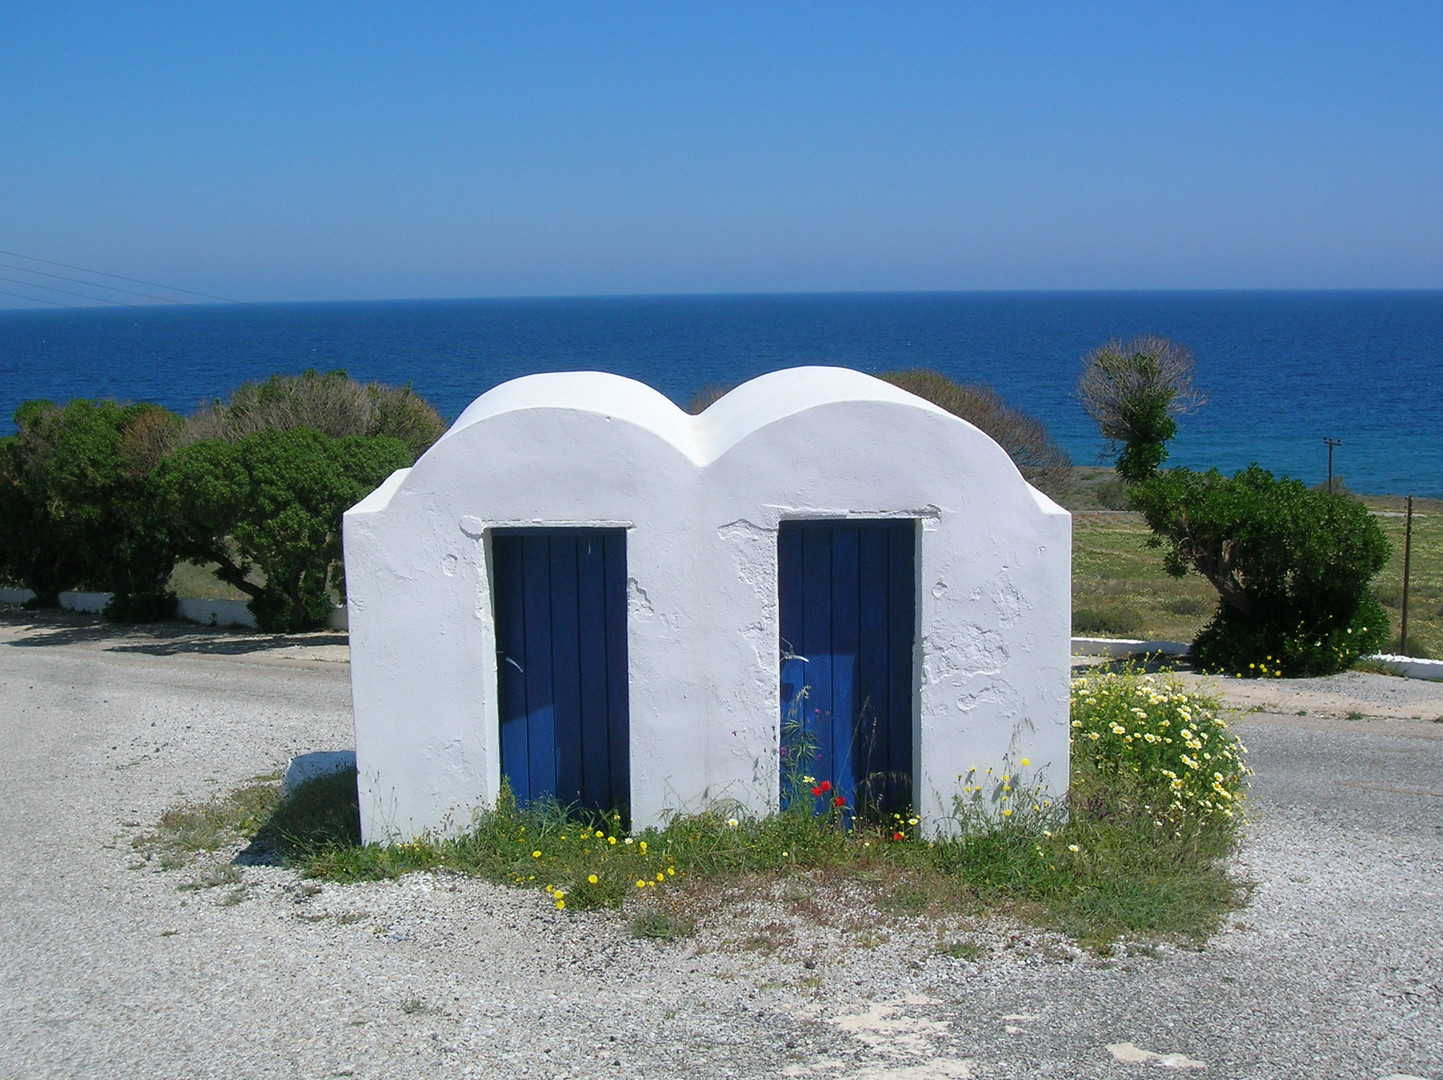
1070, 670, 1247, 826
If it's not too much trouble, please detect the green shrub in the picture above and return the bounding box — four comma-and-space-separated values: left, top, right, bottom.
103, 589, 177, 623
1072, 605, 1144, 637
1194, 597, 1389, 676
186, 369, 445, 460
1092, 477, 1131, 510
1165, 596, 1212, 617
155, 428, 412, 631
0, 398, 182, 612
1132, 465, 1391, 675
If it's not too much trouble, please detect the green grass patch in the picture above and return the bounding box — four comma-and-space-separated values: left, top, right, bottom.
630, 911, 697, 940
1071, 513, 1219, 645
133, 777, 281, 865
1365, 499, 1443, 659
258, 766, 362, 857
140, 671, 1248, 948
168, 560, 257, 602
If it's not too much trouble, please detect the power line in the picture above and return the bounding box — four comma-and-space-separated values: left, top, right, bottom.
0, 274, 127, 305
0, 286, 73, 307
0, 249, 238, 303
0, 261, 201, 305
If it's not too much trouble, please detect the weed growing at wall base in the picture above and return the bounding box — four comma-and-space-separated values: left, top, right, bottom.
147, 673, 1249, 947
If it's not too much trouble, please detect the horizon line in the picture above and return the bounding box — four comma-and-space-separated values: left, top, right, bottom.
3, 284, 1443, 313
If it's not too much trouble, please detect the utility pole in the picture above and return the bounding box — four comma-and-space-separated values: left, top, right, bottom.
1401, 495, 1413, 655
1323, 437, 1341, 494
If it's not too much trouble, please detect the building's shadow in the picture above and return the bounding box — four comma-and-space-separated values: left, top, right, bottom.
0, 605, 345, 656
1069, 650, 1200, 676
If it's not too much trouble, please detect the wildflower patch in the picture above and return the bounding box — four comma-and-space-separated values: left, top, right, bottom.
192, 667, 1249, 946
1070, 670, 1247, 826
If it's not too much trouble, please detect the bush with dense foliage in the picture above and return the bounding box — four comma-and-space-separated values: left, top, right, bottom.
1131, 464, 1390, 674
0, 399, 182, 616
0, 372, 440, 629
155, 428, 412, 632
185, 369, 445, 460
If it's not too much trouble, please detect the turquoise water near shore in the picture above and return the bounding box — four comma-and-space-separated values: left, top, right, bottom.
2, 290, 1440, 495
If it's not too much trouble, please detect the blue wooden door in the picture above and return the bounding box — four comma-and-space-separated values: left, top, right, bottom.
779, 520, 915, 816
492, 529, 629, 821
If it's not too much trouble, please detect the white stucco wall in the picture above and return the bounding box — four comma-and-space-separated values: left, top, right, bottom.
344, 366, 1071, 843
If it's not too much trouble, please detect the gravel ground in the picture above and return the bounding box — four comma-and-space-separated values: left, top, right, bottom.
2, 608, 1440, 1080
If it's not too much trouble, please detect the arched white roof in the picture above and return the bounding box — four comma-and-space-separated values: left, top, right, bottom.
439, 371, 696, 459
431, 366, 995, 471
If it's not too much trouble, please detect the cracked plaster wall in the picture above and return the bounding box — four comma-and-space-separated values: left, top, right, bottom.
345, 367, 1070, 843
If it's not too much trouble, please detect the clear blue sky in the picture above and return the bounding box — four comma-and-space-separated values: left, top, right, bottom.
3, 1, 1440, 304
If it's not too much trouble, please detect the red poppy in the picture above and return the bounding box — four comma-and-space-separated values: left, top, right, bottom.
818, 780, 832, 794
891, 831, 905, 841
810, 785, 824, 797
833, 795, 846, 808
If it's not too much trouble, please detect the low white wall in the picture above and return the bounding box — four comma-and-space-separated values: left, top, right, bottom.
174, 599, 346, 630
1072, 637, 1443, 682
1, 587, 345, 632
1368, 653, 1443, 680
1071, 637, 1190, 658
175, 597, 255, 628
282, 751, 357, 795
56, 590, 112, 613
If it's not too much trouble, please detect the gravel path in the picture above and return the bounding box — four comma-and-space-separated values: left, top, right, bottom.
2, 609, 1440, 1080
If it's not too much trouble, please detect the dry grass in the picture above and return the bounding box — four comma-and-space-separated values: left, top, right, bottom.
1071, 513, 1216, 643
1363, 496, 1443, 658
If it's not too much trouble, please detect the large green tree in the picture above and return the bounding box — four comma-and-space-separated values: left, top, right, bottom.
155, 428, 412, 632
1131, 465, 1390, 674
0, 399, 181, 615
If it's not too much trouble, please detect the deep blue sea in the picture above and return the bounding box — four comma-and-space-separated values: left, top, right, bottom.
2, 291, 1440, 495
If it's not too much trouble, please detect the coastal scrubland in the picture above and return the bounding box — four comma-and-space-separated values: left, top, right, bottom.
1066, 470, 1442, 660
163, 468, 1443, 661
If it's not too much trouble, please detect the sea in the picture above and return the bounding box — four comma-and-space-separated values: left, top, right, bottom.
2, 290, 1440, 496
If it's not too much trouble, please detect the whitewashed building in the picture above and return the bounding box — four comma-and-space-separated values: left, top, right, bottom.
344, 367, 1071, 843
